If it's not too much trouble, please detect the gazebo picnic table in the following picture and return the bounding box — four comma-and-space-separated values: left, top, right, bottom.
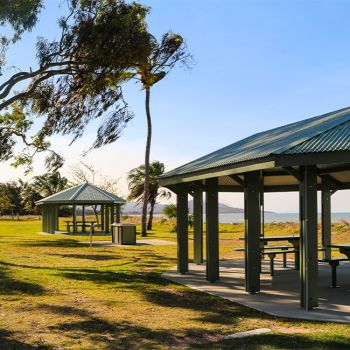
239, 235, 300, 272
260, 235, 300, 269
64, 220, 97, 233
328, 244, 350, 260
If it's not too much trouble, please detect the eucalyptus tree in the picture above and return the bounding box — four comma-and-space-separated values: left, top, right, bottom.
0, 0, 151, 171
128, 161, 170, 231
0, 1, 191, 236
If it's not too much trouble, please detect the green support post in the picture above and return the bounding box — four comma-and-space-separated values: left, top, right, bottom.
72, 204, 77, 233
111, 204, 115, 224
206, 177, 219, 282
177, 183, 188, 274
105, 205, 110, 233
82, 205, 86, 232
116, 205, 121, 223
321, 177, 332, 260
299, 165, 318, 310
56, 205, 59, 232
193, 187, 203, 264
42, 205, 47, 233
244, 171, 261, 294
101, 205, 105, 231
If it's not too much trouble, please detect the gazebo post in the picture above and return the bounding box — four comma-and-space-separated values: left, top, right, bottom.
116, 204, 121, 223
42, 205, 48, 233
299, 165, 318, 310
176, 183, 188, 274
101, 205, 105, 231
82, 205, 85, 232
206, 177, 219, 282
110, 204, 115, 225
72, 204, 77, 233
321, 177, 332, 260
54, 205, 59, 233
193, 186, 203, 264
244, 171, 261, 294
105, 205, 110, 233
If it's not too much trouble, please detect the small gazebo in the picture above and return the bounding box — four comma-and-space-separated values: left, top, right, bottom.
36, 182, 126, 234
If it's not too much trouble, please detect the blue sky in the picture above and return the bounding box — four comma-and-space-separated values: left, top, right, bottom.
2, 0, 350, 212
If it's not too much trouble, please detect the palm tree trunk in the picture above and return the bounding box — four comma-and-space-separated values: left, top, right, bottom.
147, 200, 155, 230
141, 86, 152, 236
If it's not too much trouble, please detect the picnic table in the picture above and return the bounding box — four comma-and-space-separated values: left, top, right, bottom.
260, 235, 300, 270
328, 244, 350, 259
318, 244, 350, 288
240, 235, 300, 270
64, 220, 96, 233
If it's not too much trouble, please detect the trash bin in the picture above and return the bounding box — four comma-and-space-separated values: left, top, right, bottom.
111, 223, 136, 245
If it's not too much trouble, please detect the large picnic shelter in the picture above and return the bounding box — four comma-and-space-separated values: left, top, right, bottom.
158, 107, 350, 311
36, 182, 126, 234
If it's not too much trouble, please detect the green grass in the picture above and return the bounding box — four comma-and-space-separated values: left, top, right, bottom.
0, 219, 350, 349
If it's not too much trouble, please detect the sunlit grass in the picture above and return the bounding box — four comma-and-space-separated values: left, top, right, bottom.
0, 218, 349, 349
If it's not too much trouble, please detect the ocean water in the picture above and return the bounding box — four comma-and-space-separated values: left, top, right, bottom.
211, 212, 350, 224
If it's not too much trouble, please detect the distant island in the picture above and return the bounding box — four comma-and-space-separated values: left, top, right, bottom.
122, 200, 273, 215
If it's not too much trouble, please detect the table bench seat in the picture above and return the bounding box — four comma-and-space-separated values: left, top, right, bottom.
319, 258, 349, 288
262, 249, 297, 276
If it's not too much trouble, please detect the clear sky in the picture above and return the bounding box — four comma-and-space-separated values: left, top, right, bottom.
2, 0, 350, 212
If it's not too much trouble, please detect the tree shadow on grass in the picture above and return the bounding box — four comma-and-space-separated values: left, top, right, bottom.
56, 268, 170, 288
0, 328, 52, 349
19, 239, 83, 248
218, 333, 350, 350
142, 286, 264, 326
48, 253, 121, 261
0, 265, 44, 295
38, 303, 216, 349
55, 266, 257, 328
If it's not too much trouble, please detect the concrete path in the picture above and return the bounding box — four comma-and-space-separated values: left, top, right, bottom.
163, 259, 350, 323
80, 239, 176, 247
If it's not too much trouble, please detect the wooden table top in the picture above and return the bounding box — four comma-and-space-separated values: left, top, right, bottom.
328, 244, 350, 249
239, 235, 300, 241
64, 220, 96, 223
261, 235, 300, 241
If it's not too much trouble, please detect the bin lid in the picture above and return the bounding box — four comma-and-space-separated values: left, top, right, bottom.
111, 223, 136, 227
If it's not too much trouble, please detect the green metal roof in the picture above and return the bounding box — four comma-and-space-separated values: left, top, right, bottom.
160, 106, 350, 181
36, 183, 126, 205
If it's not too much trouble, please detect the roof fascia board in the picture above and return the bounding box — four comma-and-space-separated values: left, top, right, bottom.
37, 200, 117, 205
217, 181, 350, 193
274, 151, 350, 167
159, 160, 275, 186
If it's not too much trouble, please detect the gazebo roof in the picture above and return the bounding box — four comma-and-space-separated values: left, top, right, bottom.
159, 106, 350, 186
36, 182, 126, 205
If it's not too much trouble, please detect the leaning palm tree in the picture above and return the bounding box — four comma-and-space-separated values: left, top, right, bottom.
130, 33, 191, 236
127, 161, 170, 231
32, 172, 68, 197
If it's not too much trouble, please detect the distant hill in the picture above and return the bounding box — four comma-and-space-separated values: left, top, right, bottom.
123, 200, 245, 215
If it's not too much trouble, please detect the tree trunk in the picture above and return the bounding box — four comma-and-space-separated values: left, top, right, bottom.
147, 200, 155, 231
141, 86, 152, 236
92, 205, 99, 224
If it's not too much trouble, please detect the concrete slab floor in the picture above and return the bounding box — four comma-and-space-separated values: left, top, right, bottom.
80, 239, 176, 247
162, 259, 350, 323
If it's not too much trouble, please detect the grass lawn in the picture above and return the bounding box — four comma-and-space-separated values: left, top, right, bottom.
0, 219, 350, 349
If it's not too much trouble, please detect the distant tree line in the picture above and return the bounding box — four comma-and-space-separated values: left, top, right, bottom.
0, 172, 68, 218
